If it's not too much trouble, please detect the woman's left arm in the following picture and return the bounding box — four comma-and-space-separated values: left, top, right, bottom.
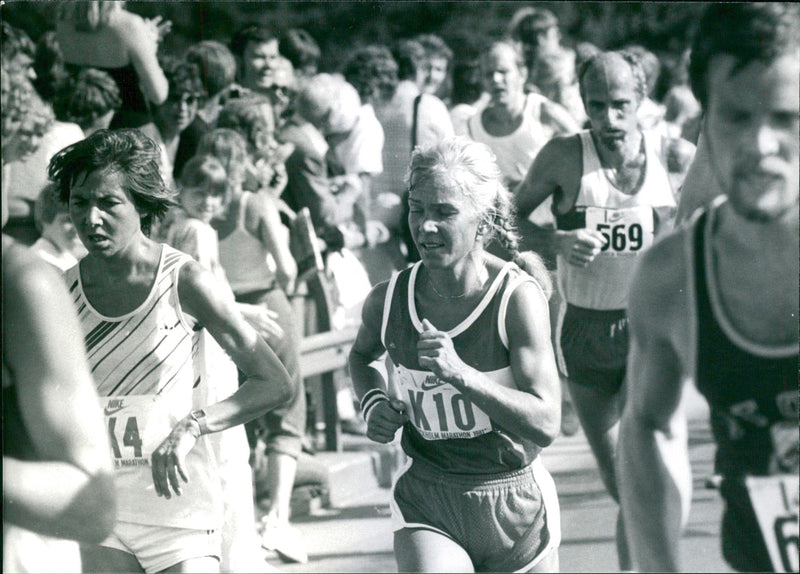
150, 261, 293, 499
417, 281, 561, 446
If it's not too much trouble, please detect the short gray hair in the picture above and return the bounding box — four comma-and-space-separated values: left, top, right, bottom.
295, 73, 361, 134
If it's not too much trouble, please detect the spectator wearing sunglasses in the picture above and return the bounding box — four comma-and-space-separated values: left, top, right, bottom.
152, 55, 208, 183
185, 40, 243, 129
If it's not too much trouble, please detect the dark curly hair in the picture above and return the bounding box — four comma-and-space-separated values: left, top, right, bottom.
689, 3, 799, 109
48, 129, 178, 235
52, 68, 121, 131
230, 24, 279, 58
185, 40, 237, 99
159, 55, 206, 103
393, 39, 427, 81
343, 45, 399, 102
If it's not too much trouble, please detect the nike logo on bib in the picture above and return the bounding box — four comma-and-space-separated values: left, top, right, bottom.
104, 399, 125, 416
420, 376, 447, 391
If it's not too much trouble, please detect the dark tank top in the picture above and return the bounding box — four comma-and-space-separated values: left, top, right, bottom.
693, 205, 799, 573
693, 209, 798, 479
694, 212, 798, 477
382, 261, 544, 474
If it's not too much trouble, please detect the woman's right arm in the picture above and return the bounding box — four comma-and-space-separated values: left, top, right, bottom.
348, 283, 408, 443
120, 11, 168, 105
2, 245, 116, 543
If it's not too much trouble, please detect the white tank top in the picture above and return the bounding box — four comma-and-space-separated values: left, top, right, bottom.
467, 93, 555, 226
557, 130, 676, 309
217, 192, 276, 295
64, 245, 222, 529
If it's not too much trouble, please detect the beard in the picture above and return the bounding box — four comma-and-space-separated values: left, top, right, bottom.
727, 185, 798, 223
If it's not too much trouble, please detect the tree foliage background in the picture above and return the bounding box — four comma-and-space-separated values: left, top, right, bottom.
3, 1, 708, 96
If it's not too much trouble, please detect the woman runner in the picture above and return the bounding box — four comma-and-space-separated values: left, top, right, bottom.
349, 136, 562, 572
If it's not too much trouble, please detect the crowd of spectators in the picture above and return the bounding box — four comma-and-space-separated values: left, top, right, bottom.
2, 4, 717, 572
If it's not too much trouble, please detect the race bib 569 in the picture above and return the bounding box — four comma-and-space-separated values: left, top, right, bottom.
585, 205, 655, 255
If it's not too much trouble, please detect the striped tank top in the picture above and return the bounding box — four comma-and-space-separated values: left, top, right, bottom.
64, 245, 222, 529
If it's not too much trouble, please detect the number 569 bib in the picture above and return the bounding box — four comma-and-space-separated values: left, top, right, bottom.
103, 395, 175, 469
585, 205, 655, 256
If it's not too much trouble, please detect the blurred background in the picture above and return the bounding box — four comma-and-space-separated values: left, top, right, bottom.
3, 1, 707, 102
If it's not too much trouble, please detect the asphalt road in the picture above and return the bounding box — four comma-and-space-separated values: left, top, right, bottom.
266, 384, 732, 573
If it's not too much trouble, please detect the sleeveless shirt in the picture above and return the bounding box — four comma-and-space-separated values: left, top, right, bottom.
556, 129, 676, 309
217, 192, 276, 295
467, 93, 556, 226
381, 261, 547, 474
64, 245, 222, 529
691, 202, 798, 572
693, 206, 798, 478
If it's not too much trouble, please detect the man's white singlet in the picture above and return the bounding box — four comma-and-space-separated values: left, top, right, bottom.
556, 129, 676, 310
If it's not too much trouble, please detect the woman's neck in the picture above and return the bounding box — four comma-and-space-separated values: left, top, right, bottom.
425, 253, 488, 299
86, 233, 157, 280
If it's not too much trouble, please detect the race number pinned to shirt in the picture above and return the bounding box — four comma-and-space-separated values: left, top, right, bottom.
584, 205, 654, 256
103, 395, 175, 469
390, 364, 492, 440
745, 475, 799, 573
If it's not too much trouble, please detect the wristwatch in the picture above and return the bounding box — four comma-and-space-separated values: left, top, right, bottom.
189, 409, 210, 435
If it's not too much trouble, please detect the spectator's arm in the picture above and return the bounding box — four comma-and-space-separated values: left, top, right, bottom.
541, 97, 582, 136
120, 11, 168, 105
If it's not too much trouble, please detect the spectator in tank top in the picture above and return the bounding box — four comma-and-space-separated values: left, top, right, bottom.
55, 1, 169, 129
199, 121, 308, 564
